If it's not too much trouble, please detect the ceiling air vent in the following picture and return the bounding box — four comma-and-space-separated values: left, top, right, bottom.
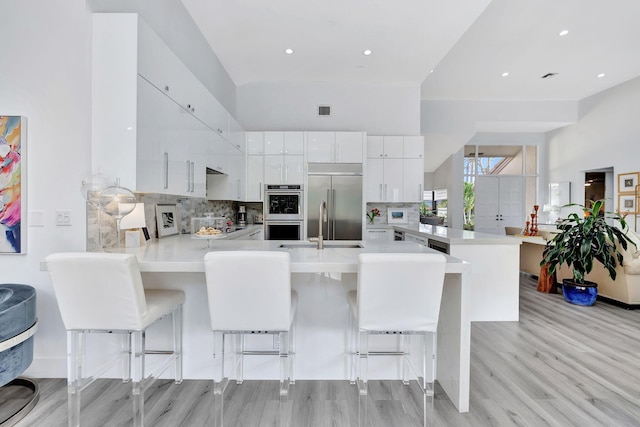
541, 72, 558, 79
318, 105, 331, 116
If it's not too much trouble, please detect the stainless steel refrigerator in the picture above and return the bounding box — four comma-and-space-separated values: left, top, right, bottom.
307, 163, 362, 240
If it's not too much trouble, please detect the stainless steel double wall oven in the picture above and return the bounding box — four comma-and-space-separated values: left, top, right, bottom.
264, 184, 303, 240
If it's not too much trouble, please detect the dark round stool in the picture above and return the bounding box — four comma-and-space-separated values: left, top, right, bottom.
0, 284, 38, 426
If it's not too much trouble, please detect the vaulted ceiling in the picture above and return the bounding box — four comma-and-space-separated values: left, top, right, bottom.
182, 0, 640, 102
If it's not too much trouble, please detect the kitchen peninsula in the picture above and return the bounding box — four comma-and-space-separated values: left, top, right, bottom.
380, 224, 522, 322
115, 237, 472, 412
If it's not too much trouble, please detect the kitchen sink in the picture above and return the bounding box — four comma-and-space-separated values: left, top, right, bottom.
278, 242, 363, 249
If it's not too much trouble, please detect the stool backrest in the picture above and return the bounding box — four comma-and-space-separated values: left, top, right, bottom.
46, 253, 148, 331
357, 253, 447, 332
204, 251, 291, 332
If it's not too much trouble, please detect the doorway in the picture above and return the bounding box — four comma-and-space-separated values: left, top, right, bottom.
584, 167, 613, 220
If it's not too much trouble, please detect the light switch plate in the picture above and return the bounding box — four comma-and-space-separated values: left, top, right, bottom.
55, 209, 72, 226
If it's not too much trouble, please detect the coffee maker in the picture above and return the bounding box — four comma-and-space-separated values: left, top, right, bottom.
237, 205, 247, 228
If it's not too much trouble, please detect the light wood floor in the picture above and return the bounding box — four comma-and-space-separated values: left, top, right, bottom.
8, 275, 640, 426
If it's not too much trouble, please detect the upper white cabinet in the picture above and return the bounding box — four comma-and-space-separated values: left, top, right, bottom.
403, 136, 424, 159
138, 17, 230, 141
307, 132, 363, 163
229, 116, 245, 153
93, 13, 243, 200
246, 132, 265, 155
366, 136, 406, 158
265, 132, 304, 155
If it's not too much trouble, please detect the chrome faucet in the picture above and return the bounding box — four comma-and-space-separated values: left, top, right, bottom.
310, 200, 327, 249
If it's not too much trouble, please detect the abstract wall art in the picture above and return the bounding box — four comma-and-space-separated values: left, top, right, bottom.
0, 116, 25, 254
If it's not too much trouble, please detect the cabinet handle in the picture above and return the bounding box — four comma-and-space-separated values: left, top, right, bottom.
419, 153, 423, 157
164, 85, 169, 92
285, 163, 289, 183
259, 182, 262, 200
384, 184, 387, 201
418, 184, 422, 201
191, 161, 195, 192
380, 153, 383, 157
186, 161, 191, 192
379, 184, 383, 200
335, 142, 339, 163
163, 152, 169, 189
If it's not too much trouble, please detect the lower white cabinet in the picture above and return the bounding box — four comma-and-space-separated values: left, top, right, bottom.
365, 228, 394, 241
404, 233, 428, 246
245, 155, 264, 201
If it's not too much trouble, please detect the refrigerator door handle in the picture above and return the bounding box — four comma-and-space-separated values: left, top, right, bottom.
327, 189, 331, 238
332, 189, 336, 240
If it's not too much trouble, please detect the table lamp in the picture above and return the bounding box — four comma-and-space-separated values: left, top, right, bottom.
119, 202, 147, 247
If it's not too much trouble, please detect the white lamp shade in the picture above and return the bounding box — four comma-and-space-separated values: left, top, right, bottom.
119, 203, 146, 230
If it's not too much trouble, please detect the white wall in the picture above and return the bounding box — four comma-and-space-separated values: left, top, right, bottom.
0, 0, 93, 376
237, 81, 421, 134
421, 99, 578, 173
548, 75, 640, 227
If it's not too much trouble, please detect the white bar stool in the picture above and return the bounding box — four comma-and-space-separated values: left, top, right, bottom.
46, 253, 185, 427
204, 251, 297, 427
348, 253, 447, 427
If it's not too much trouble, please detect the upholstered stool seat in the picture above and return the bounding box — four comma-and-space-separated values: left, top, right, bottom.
349, 253, 447, 427
0, 284, 39, 425
204, 251, 296, 427
46, 253, 184, 427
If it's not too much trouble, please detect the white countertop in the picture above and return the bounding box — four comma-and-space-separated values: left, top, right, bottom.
394, 224, 521, 245
112, 235, 470, 274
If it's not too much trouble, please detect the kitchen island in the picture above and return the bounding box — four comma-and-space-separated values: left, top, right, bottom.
393, 224, 521, 321
115, 236, 471, 412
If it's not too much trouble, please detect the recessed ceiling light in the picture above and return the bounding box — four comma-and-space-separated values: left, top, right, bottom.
597, 73, 606, 78
363, 49, 372, 56
559, 30, 569, 36
284, 48, 294, 55
502, 72, 509, 77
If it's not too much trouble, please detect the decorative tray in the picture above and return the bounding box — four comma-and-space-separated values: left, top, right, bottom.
191, 232, 226, 240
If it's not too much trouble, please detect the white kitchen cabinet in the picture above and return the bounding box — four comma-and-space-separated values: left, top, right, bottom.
402, 158, 424, 202
93, 13, 237, 198
245, 155, 264, 201
246, 132, 264, 155
365, 228, 393, 241
207, 142, 246, 201
366, 136, 404, 159
405, 232, 428, 246
365, 158, 402, 202
335, 132, 364, 163
229, 116, 245, 153
138, 15, 231, 142
306, 131, 363, 163
227, 144, 245, 200
403, 136, 424, 159
264, 154, 303, 185
265, 131, 304, 156
306, 131, 334, 162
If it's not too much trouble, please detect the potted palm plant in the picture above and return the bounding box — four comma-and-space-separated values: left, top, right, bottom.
541, 199, 636, 306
